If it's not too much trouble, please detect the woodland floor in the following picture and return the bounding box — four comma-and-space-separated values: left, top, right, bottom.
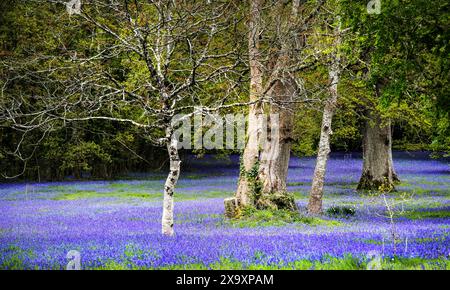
0, 152, 449, 269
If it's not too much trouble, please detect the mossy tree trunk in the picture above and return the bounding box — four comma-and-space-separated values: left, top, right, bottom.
232, 0, 300, 214
257, 78, 298, 212
234, 0, 264, 210
357, 110, 399, 191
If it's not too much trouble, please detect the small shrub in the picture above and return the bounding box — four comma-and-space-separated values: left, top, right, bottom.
229, 208, 343, 228
326, 206, 356, 218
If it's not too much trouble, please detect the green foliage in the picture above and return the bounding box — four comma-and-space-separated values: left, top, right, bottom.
1, 0, 449, 181
0, 245, 35, 270
229, 208, 343, 228
52, 190, 159, 201
430, 113, 450, 156
404, 210, 450, 220
239, 159, 263, 204
292, 107, 321, 156
326, 205, 356, 218
89, 255, 450, 270
60, 141, 111, 176
340, 0, 450, 154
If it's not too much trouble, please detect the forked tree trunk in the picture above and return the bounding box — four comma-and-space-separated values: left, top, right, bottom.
162, 131, 181, 236
308, 22, 341, 215
257, 79, 297, 211
229, 0, 300, 215
357, 111, 398, 191
230, 0, 300, 216
252, 0, 300, 212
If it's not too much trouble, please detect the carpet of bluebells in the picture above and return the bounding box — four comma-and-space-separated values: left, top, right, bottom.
1, 152, 449, 269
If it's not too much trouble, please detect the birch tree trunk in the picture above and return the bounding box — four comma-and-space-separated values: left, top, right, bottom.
308, 22, 341, 214
233, 0, 263, 209
357, 110, 398, 191
162, 129, 181, 236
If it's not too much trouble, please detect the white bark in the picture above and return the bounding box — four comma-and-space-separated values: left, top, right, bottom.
162, 131, 181, 236
308, 22, 341, 214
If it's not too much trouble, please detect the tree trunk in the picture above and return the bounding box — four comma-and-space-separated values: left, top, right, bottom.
389, 141, 399, 182
357, 111, 398, 191
234, 0, 263, 209
308, 22, 341, 214
259, 110, 289, 194
257, 79, 297, 211
251, 0, 300, 212
162, 130, 181, 236
231, 0, 300, 214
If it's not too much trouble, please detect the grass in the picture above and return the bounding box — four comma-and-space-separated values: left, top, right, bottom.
2, 226, 449, 270
175, 190, 231, 200
0, 245, 35, 270
107, 182, 160, 190
399, 184, 450, 196
224, 209, 344, 228
404, 210, 450, 220
359, 238, 384, 245
287, 182, 308, 186
183, 174, 211, 180
52, 190, 160, 201
51, 189, 231, 201
88, 255, 450, 270
415, 236, 448, 243
287, 181, 359, 188
3, 252, 449, 270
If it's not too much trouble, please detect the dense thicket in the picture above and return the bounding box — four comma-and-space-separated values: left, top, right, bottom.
0, 1, 169, 180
